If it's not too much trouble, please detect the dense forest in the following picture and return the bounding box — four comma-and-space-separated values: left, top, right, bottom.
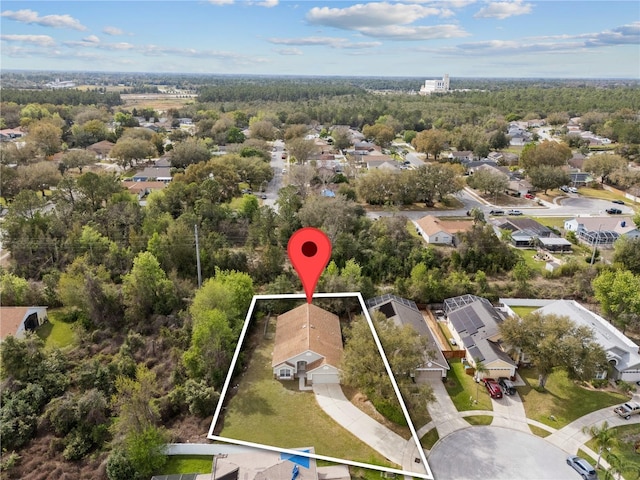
1, 74, 640, 480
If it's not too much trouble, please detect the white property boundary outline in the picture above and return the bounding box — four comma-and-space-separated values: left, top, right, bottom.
207, 292, 433, 479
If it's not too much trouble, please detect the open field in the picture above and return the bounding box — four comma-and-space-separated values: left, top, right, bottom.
121, 93, 196, 111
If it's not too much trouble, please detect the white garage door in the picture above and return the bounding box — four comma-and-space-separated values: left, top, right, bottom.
311, 373, 340, 384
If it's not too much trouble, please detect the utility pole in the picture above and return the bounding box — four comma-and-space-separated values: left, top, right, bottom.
195, 224, 202, 288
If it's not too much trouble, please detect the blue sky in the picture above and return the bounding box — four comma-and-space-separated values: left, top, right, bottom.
1, 1, 639, 78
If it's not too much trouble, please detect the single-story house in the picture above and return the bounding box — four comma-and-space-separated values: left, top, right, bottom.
206, 446, 337, 480
535, 300, 640, 382
568, 171, 593, 186
132, 166, 172, 182
472, 163, 511, 179
507, 178, 533, 197
354, 141, 377, 153
564, 216, 639, 246
465, 160, 498, 171
272, 303, 343, 385
487, 152, 504, 163
443, 295, 517, 379
86, 140, 115, 159
0, 128, 26, 141
448, 151, 473, 162
124, 180, 168, 203
414, 215, 474, 246
494, 218, 553, 237
366, 294, 449, 381
0, 306, 48, 341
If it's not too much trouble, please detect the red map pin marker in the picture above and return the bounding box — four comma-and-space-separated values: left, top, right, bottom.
287, 227, 332, 304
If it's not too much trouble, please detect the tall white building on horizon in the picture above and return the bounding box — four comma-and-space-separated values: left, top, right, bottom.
419, 74, 450, 95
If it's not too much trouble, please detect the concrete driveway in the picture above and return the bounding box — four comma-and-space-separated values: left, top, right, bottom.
429, 426, 582, 480
312, 383, 411, 469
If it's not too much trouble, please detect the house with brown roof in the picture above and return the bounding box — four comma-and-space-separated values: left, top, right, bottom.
86, 140, 115, 159
272, 304, 343, 385
414, 215, 474, 245
0, 306, 48, 341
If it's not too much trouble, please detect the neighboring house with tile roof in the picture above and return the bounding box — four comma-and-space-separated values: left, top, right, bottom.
272, 304, 343, 385
534, 300, 640, 382
366, 294, 449, 381
0, 306, 48, 341
86, 140, 115, 159
414, 215, 474, 245
443, 295, 517, 379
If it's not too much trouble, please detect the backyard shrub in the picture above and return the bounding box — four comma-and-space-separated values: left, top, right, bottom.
371, 397, 407, 426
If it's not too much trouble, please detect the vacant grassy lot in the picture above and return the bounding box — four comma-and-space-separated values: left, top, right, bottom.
530, 216, 568, 230
586, 423, 640, 479
219, 331, 393, 467
36, 309, 76, 349
444, 360, 493, 411
518, 367, 627, 428
162, 455, 212, 475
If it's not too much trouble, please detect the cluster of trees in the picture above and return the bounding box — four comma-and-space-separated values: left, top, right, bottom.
341, 313, 435, 425
355, 163, 465, 206
1, 89, 122, 108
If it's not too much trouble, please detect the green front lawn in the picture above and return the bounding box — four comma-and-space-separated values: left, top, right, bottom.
586, 424, 640, 479
444, 360, 493, 412
36, 309, 76, 349
162, 455, 212, 475
518, 367, 627, 428
219, 329, 393, 467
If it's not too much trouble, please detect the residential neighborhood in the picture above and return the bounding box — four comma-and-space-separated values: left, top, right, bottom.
1, 70, 639, 480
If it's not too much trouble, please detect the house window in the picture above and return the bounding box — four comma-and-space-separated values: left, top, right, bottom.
279, 369, 292, 378
594, 370, 607, 380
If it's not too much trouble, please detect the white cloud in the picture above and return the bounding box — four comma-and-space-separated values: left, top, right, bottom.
276, 48, 303, 55
307, 2, 448, 30
251, 0, 279, 6
83, 35, 101, 44
446, 21, 640, 56
268, 36, 382, 49
1, 34, 55, 47
208, 0, 234, 5
1, 9, 87, 30
103, 26, 124, 36
358, 24, 469, 40
474, 1, 532, 19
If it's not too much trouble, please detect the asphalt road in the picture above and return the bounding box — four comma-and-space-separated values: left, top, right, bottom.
429, 426, 583, 480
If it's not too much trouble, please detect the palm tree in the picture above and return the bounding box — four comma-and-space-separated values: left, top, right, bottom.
474, 358, 488, 403
582, 421, 617, 469
603, 451, 623, 480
